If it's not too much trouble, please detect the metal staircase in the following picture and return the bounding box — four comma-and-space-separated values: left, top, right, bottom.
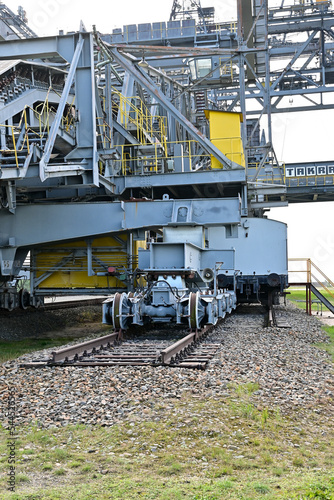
310, 284, 334, 315
194, 90, 207, 127
0, 98, 76, 181
289, 258, 334, 315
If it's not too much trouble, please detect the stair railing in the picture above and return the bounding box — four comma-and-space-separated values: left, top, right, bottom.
0, 87, 76, 171
288, 257, 334, 314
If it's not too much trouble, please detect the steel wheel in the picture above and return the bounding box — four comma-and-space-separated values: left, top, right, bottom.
19, 289, 30, 310
112, 292, 132, 330
188, 292, 206, 330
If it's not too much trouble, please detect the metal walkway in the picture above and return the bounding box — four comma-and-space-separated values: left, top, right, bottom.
285, 162, 334, 203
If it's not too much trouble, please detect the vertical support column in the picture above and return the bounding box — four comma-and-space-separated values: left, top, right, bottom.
237, 0, 244, 41
127, 232, 133, 292
0, 102, 6, 149
87, 239, 94, 276
306, 283, 309, 315
307, 258, 311, 283
237, 0, 249, 209
105, 62, 113, 144
64, 34, 98, 186
263, 0, 272, 146
306, 283, 312, 316
306, 258, 312, 315
238, 54, 248, 170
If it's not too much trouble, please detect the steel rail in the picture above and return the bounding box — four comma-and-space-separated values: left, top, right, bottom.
160, 332, 196, 365
160, 324, 213, 365
51, 331, 120, 362
21, 313, 231, 370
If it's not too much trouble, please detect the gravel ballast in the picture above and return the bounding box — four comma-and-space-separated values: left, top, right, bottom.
0, 303, 333, 429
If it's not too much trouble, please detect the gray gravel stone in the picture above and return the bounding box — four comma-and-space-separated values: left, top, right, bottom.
0, 302, 333, 428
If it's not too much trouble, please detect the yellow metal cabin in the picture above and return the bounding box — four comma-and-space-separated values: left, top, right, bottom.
204, 110, 245, 169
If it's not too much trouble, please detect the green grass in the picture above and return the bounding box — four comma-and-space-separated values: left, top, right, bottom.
315, 325, 334, 362
288, 289, 334, 363
0, 385, 333, 500
0, 338, 73, 363
288, 287, 334, 313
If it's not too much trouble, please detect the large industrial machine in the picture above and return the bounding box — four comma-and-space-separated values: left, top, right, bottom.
1, 0, 333, 326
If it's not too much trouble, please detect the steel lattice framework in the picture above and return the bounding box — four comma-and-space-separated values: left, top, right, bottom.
0, 1, 333, 309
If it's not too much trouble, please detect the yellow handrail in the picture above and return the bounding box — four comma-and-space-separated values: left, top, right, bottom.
115, 138, 215, 176
0, 89, 76, 169
0, 122, 29, 169
96, 118, 112, 149
111, 87, 168, 149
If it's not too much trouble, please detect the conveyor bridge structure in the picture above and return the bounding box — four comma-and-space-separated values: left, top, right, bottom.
0, 0, 334, 309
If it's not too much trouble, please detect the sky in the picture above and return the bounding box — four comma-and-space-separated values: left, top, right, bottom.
5, 0, 237, 35
3, 0, 334, 281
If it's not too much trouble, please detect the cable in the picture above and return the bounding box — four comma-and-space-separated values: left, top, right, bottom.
143, 279, 182, 300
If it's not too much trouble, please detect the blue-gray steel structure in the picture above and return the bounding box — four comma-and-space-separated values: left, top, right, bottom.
0, 1, 333, 312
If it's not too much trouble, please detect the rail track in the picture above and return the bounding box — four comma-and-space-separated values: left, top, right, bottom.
268, 303, 291, 328
20, 302, 290, 371
20, 323, 221, 370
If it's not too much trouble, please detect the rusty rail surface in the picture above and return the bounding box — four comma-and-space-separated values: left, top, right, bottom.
51, 331, 121, 362
22, 325, 220, 370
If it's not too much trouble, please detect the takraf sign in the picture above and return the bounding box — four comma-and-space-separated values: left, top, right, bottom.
285, 165, 334, 177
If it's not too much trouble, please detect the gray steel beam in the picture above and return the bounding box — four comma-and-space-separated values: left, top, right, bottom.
271, 30, 319, 91
0, 33, 89, 62
0, 89, 62, 123
0, 198, 241, 249
113, 120, 140, 145
66, 35, 98, 186
250, 200, 288, 208
114, 169, 246, 194
39, 36, 84, 181
111, 43, 264, 57
268, 17, 334, 35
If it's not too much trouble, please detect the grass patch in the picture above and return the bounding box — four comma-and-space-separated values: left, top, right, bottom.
316, 326, 334, 362
159, 461, 183, 476
0, 391, 333, 499
301, 478, 334, 499
41, 463, 53, 471
68, 460, 82, 468
54, 468, 67, 476
253, 482, 270, 494
235, 381, 260, 395
0, 338, 73, 363
288, 288, 334, 314
213, 466, 233, 477
81, 464, 93, 473
53, 448, 71, 462
273, 467, 285, 477
292, 456, 304, 467
288, 290, 334, 363
16, 474, 30, 484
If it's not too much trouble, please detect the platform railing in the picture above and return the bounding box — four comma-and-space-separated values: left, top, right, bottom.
0, 88, 76, 170
112, 137, 245, 176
